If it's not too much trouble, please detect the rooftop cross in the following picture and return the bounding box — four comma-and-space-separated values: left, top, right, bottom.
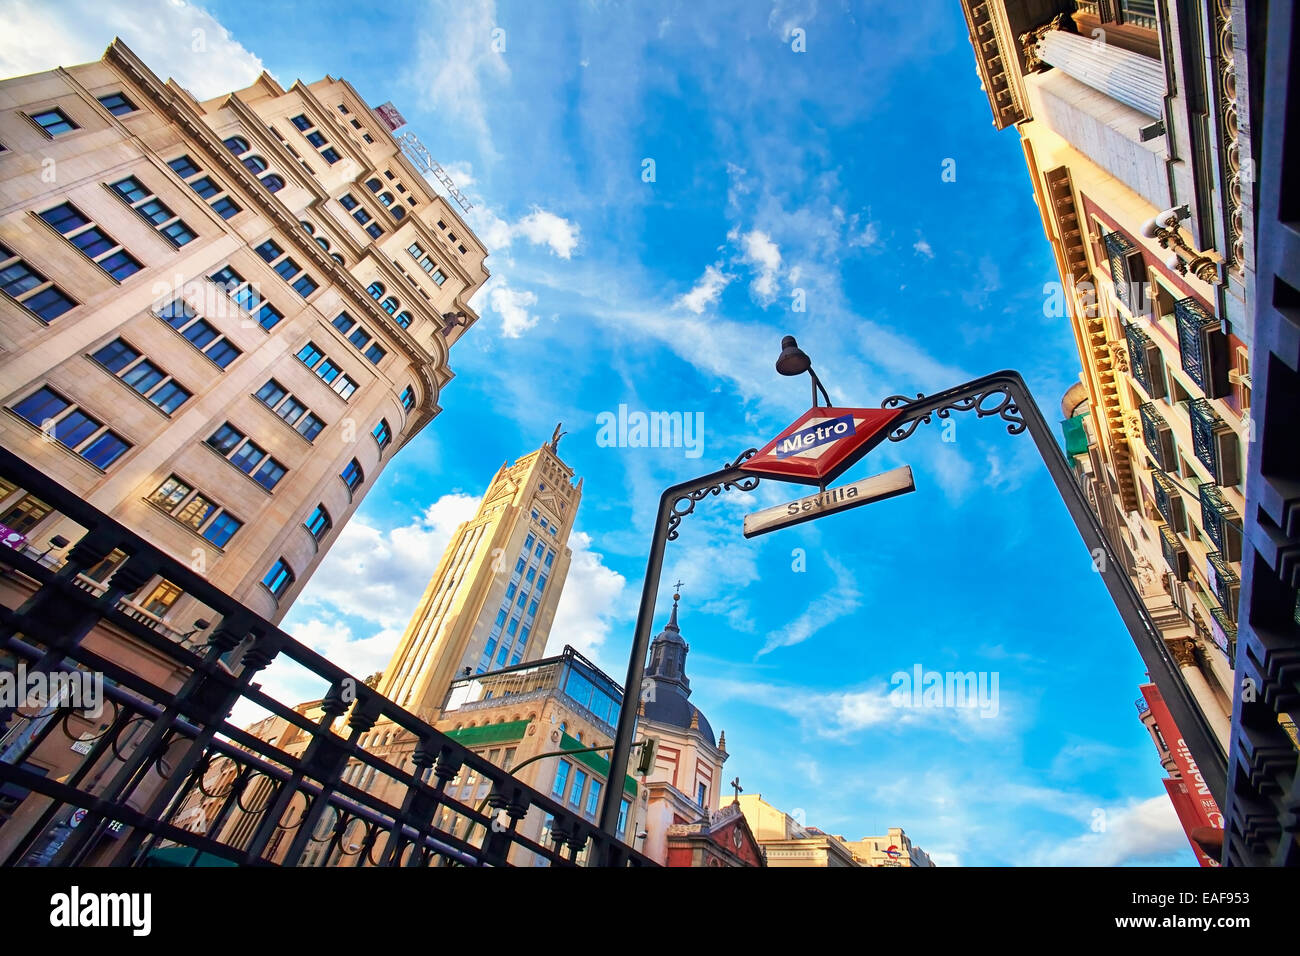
730, 776, 743, 802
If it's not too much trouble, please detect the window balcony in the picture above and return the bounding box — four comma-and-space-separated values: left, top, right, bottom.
1210, 606, 1237, 662
1105, 231, 1142, 310
1205, 551, 1240, 621
1188, 397, 1240, 486
1199, 482, 1242, 562
1151, 470, 1186, 532
1125, 321, 1166, 399
1159, 524, 1190, 580
1175, 297, 1230, 398
1140, 402, 1177, 471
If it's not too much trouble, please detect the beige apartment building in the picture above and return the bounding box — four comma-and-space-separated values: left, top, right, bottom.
959, 1, 1254, 817
0, 39, 488, 632
842, 827, 936, 867
0, 41, 487, 865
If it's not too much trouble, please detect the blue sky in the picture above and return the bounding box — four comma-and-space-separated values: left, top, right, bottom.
3, 0, 1196, 865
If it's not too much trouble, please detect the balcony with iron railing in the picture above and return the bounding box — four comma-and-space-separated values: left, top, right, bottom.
1125, 320, 1165, 398
1206, 551, 1240, 621
1188, 397, 1240, 486
1140, 402, 1177, 471
1175, 297, 1229, 398
1151, 469, 1186, 533
1210, 606, 1238, 662
1200, 482, 1242, 562
1160, 524, 1190, 580
1105, 231, 1141, 309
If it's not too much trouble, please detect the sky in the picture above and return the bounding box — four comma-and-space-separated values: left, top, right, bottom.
2, 0, 1198, 866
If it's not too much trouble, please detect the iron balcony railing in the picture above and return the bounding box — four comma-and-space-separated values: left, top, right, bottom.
1188, 397, 1240, 486
1125, 320, 1165, 398
0, 446, 655, 869
1200, 482, 1242, 562
1105, 231, 1141, 309
1206, 551, 1240, 621
1151, 469, 1186, 533
1140, 402, 1177, 471
1175, 297, 1230, 398
1159, 524, 1190, 580
1210, 606, 1238, 662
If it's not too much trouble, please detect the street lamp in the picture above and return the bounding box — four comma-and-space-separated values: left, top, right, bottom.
595, 337, 1226, 863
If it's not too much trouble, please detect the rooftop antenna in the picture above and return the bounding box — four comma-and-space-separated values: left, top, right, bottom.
397, 130, 474, 213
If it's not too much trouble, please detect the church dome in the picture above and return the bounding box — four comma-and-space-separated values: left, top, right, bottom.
640, 594, 716, 747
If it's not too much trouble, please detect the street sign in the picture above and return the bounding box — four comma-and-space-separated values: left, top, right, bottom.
742, 466, 914, 538
740, 406, 903, 485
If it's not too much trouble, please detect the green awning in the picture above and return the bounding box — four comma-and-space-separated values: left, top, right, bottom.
1061, 414, 1089, 457
445, 720, 530, 748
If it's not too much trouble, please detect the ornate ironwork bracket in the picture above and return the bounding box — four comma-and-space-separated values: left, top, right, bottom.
665, 449, 760, 541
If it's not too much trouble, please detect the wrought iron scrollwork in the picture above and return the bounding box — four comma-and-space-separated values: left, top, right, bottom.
665, 449, 760, 541
881, 382, 1026, 441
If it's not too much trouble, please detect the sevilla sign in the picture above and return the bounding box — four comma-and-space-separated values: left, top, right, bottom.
740, 406, 903, 485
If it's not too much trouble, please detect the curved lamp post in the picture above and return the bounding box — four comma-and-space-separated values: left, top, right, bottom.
595, 339, 1227, 864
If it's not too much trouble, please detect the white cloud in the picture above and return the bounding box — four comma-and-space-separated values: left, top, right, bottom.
913, 237, 934, 259
469, 205, 581, 260
756, 557, 861, 656
0, 0, 268, 99
1025, 796, 1188, 866
289, 493, 482, 632
547, 530, 628, 665
413, 0, 508, 159
740, 229, 783, 303
487, 280, 540, 337
850, 220, 881, 249
675, 263, 733, 314
514, 208, 581, 259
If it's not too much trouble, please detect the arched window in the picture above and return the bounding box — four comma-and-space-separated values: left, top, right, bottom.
380, 296, 398, 315
222, 135, 249, 155
300, 220, 315, 234
367, 282, 384, 300
242, 155, 268, 174
330, 253, 345, 265
260, 173, 284, 193
395, 311, 412, 330
365, 178, 382, 192
378, 192, 394, 207
392, 207, 406, 221
315, 236, 330, 251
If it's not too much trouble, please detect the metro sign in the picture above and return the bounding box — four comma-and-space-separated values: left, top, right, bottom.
740, 406, 903, 485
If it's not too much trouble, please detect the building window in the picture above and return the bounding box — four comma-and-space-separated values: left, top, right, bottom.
211, 196, 241, 219
156, 298, 244, 366
378, 191, 394, 207
39, 203, 142, 280
167, 155, 200, 179
255, 379, 326, 441
222, 135, 249, 155
352, 208, 371, 226
552, 760, 570, 797
97, 92, 137, 116
697, 783, 707, 807
242, 155, 268, 175
292, 274, 318, 298
205, 423, 287, 490
618, 799, 630, 834
372, 418, 392, 450
108, 176, 196, 247
260, 174, 285, 194
147, 475, 242, 546
363, 343, 386, 365
366, 282, 384, 300
290, 114, 312, 131
0, 242, 76, 320
255, 239, 284, 262
304, 504, 332, 542
365, 178, 382, 192
341, 458, 364, 493
296, 342, 358, 399
339, 194, 359, 211
9, 386, 130, 468
569, 768, 587, 807
262, 557, 295, 598
142, 580, 182, 616
380, 297, 398, 315
92, 338, 191, 414
585, 780, 602, 817
400, 385, 416, 411
321, 148, 341, 165
365, 223, 383, 240
394, 310, 413, 330
30, 108, 78, 136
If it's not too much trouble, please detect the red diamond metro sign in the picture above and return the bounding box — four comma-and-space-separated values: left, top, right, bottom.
739, 406, 903, 486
